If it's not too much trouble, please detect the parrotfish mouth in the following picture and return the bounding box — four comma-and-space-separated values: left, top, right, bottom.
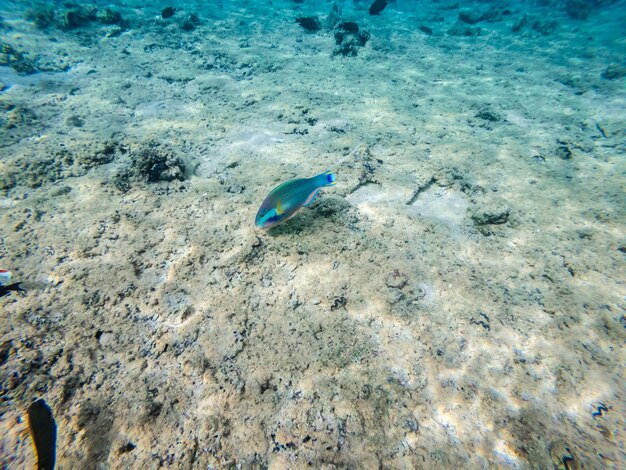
255, 207, 280, 228
255, 218, 275, 229
256, 212, 289, 229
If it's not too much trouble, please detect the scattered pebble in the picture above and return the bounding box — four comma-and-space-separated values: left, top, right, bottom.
556, 144, 572, 160
385, 270, 408, 289
119, 442, 137, 453
470, 312, 491, 331
330, 296, 347, 311
98, 332, 115, 347
458, 10, 483, 25
471, 200, 510, 226
65, 115, 84, 127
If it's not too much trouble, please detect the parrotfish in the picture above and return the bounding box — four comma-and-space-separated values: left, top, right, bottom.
255, 171, 336, 228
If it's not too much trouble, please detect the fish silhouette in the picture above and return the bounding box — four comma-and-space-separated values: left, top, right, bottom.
296, 16, 322, 32
369, 0, 388, 16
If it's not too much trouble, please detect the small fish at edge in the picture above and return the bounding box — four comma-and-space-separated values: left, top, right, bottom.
27, 398, 57, 470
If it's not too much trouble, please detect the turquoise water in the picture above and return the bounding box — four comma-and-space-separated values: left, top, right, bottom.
1, 1, 625, 468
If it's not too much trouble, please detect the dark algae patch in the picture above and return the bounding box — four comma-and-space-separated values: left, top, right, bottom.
133, 147, 186, 183
0, 41, 37, 75
25, 4, 127, 31
334, 29, 370, 57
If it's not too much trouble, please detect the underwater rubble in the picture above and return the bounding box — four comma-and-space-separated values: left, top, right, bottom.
0, 0, 624, 468
333, 24, 370, 57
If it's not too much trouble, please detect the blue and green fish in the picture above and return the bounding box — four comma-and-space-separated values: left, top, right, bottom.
255, 171, 336, 228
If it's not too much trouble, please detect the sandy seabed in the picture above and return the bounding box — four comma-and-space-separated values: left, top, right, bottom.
1, 0, 625, 468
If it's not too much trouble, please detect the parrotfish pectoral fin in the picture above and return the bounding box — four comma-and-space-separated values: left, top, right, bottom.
276, 199, 284, 215
304, 189, 320, 207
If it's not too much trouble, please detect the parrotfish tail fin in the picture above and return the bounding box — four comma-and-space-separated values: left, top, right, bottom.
322, 171, 336, 186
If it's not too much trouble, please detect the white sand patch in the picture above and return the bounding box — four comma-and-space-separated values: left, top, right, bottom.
408, 186, 469, 230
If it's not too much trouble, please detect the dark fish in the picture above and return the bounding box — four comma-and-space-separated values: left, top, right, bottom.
295, 16, 322, 32
369, 0, 388, 16
161, 7, 177, 19
27, 399, 57, 470
338, 21, 359, 33
0, 282, 25, 298
418, 25, 432, 35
